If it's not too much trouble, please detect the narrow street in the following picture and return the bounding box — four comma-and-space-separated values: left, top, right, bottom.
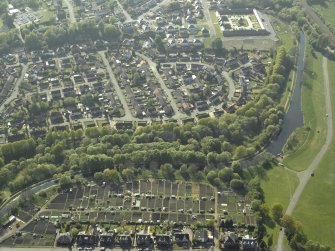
276, 57, 333, 251
98, 51, 134, 120
0, 63, 29, 112
63, 0, 76, 24
200, 0, 216, 38
116, 0, 133, 22
136, 52, 184, 119
223, 71, 235, 101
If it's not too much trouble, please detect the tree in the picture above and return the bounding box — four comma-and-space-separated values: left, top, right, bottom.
206, 170, 217, 185
280, 215, 297, 237
271, 203, 284, 223
80, 94, 95, 107
122, 168, 135, 181
70, 227, 79, 236
59, 175, 73, 189
104, 24, 122, 42
103, 169, 120, 183
230, 179, 244, 192
160, 163, 175, 180
218, 168, 234, 183
25, 31, 44, 51
212, 38, 227, 56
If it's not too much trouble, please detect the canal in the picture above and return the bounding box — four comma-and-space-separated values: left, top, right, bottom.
267, 32, 306, 155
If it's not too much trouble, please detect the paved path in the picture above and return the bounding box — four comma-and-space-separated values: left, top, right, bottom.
98, 51, 134, 120
63, 0, 76, 24
276, 56, 333, 251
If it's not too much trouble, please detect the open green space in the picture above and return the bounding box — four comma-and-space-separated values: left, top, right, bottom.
209, 11, 223, 38
271, 18, 296, 51
311, 0, 335, 31
261, 166, 299, 211
283, 50, 327, 171
293, 59, 335, 248
261, 166, 298, 248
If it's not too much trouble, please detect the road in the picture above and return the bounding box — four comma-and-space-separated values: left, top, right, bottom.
63, 0, 76, 24
0, 63, 29, 112
137, 0, 171, 21
301, 0, 335, 46
200, 0, 216, 38
98, 51, 134, 120
276, 56, 333, 251
0, 180, 58, 243
136, 52, 184, 119
116, 0, 133, 22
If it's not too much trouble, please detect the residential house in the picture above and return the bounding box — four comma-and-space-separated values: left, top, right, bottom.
223, 232, 239, 250
136, 233, 153, 247
56, 233, 73, 246
100, 232, 115, 247
174, 233, 190, 246
193, 229, 209, 243
76, 233, 99, 246
155, 234, 171, 248
242, 235, 257, 250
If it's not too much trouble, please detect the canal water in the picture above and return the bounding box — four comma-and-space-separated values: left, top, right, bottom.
267, 32, 306, 155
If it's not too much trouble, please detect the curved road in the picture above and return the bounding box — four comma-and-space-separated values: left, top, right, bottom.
276, 56, 333, 251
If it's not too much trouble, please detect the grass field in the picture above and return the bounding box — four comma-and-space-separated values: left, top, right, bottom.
283, 50, 327, 171
262, 46, 328, 247
293, 59, 335, 248
261, 166, 299, 248
312, 0, 335, 31
261, 166, 299, 212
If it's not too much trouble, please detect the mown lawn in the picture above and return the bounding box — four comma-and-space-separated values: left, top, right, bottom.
293, 59, 335, 248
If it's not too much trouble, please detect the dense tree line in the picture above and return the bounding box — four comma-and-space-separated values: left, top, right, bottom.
0, 138, 36, 163
23, 19, 122, 51
0, 48, 291, 194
